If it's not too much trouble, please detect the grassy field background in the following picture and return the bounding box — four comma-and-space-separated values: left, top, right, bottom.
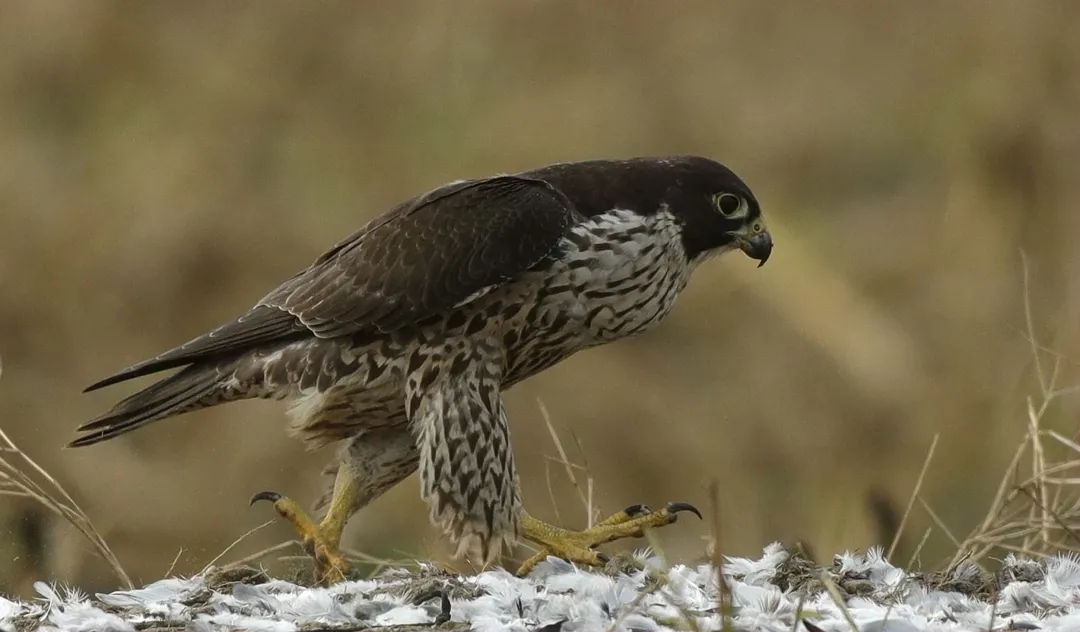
1, 1, 1078, 596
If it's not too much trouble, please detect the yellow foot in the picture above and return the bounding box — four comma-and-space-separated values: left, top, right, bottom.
250, 491, 349, 586
517, 502, 701, 576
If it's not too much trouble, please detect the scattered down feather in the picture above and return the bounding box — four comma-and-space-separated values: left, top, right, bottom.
6, 545, 1080, 631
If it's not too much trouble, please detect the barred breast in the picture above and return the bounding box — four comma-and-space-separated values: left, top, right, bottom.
502, 207, 696, 384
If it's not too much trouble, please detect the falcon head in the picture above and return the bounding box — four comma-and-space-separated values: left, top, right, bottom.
659, 156, 772, 267
534, 155, 772, 267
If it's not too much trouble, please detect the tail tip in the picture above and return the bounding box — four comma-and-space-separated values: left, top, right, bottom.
82, 374, 126, 393
66, 434, 96, 448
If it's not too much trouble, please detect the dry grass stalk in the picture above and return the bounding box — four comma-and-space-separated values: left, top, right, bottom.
215, 538, 412, 578
0, 355, 133, 588
221, 540, 301, 570
790, 593, 807, 632
507, 401, 605, 568
947, 262, 1080, 568
706, 480, 734, 632
164, 547, 185, 578
341, 546, 414, 576
538, 397, 599, 526
887, 433, 939, 560
918, 497, 961, 550
0, 428, 133, 589
200, 519, 274, 574
904, 527, 933, 573
818, 569, 861, 632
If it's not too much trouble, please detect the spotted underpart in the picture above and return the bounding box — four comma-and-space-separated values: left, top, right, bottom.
74, 155, 770, 566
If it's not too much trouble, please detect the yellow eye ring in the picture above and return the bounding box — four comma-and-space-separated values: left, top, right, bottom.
714, 193, 742, 217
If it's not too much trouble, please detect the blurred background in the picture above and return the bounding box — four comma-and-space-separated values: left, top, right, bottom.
1, 1, 1078, 596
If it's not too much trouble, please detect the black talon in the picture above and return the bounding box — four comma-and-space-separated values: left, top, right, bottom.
623, 504, 651, 517
667, 502, 702, 519
596, 552, 611, 564
250, 491, 282, 506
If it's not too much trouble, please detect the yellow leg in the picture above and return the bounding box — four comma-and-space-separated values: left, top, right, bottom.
516, 502, 701, 576
251, 466, 361, 586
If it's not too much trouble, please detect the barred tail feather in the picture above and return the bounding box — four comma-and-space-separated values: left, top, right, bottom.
70, 363, 229, 447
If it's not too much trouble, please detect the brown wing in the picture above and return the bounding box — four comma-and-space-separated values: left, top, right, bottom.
84, 176, 576, 392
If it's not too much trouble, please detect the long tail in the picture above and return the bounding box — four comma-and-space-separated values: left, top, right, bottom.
70, 362, 233, 447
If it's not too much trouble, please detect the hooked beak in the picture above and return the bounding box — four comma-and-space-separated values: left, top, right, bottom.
739, 231, 773, 267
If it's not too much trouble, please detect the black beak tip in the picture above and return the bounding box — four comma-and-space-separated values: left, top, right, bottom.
746, 232, 773, 267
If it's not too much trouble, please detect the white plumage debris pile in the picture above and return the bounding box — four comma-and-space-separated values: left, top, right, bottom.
4, 543, 1080, 631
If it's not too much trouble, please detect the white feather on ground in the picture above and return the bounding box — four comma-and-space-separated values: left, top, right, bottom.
4, 544, 1079, 631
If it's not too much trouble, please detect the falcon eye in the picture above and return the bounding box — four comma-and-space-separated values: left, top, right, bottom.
714, 193, 743, 217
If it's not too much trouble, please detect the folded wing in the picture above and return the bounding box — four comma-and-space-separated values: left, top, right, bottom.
84, 176, 577, 392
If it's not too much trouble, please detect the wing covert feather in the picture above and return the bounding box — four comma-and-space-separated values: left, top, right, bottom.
261, 176, 575, 336
85, 176, 575, 391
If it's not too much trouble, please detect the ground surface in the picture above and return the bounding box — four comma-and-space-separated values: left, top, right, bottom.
4, 544, 1080, 632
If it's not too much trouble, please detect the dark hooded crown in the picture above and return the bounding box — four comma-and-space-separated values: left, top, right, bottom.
524, 156, 765, 261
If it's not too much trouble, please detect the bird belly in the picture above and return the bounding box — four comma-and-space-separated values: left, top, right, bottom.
286, 378, 408, 448
268, 337, 412, 448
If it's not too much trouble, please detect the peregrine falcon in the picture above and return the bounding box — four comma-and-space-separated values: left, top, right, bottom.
72, 156, 772, 583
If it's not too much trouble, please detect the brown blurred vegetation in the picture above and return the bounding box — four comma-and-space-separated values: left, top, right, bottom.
1, 1, 1078, 596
